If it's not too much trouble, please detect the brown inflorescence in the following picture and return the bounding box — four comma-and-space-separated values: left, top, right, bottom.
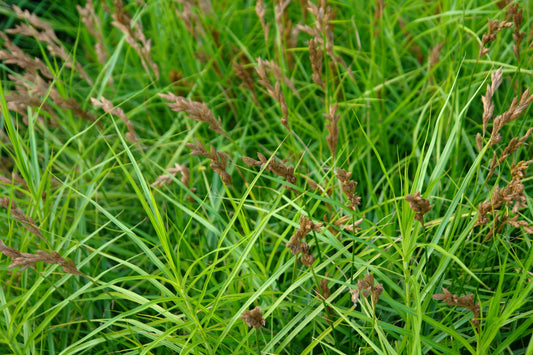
1, 197, 44, 242
108, 0, 159, 79
255, 0, 269, 41
479, 18, 512, 59
308, 38, 324, 89
0, 30, 96, 127
241, 306, 265, 330
477, 67, 503, 150
255, 58, 292, 130
91, 97, 139, 144
151, 163, 197, 202
405, 191, 432, 227
476, 160, 533, 241
0, 239, 83, 276
324, 104, 339, 158
285, 216, 323, 267
186, 140, 232, 186
488, 89, 533, 148
432, 287, 481, 332
243, 152, 297, 191
159, 93, 228, 138
507, 3, 525, 61
336, 168, 361, 209
77, 0, 108, 65
349, 273, 383, 307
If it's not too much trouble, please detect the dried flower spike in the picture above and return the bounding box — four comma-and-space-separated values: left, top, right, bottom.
243, 153, 297, 191
286, 216, 322, 267
349, 273, 383, 307
479, 19, 512, 59
325, 104, 339, 157
159, 93, 228, 138
186, 140, 232, 186
77, 0, 108, 65
308, 38, 324, 89
405, 191, 432, 226
316, 276, 331, 300
0, 239, 83, 276
507, 3, 525, 61
476, 160, 532, 240
432, 287, 480, 331
480, 67, 503, 146
151, 163, 196, 197
255, 0, 269, 41
91, 97, 138, 143
241, 306, 265, 330
109, 0, 159, 79
255, 58, 290, 130
336, 168, 361, 209
1, 197, 44, 241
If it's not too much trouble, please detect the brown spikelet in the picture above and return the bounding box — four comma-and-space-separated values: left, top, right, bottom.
316, 274, 333, 315
336, 168, 361, 209
324, 104, 340, 157
432, 287, 481, 332
507, 3, 525, 61
1, 197, 44, 242
266, 60, 299, 97
300, 253, 316, 267
308, 38, 325, 89
476, 160, 532, 240
91, 97, 139, 143
487, 127, 533, 179
299, 1, 353, 81
1, 64, 96, 127
0, 171, 27, 191
255, 0, 269, 41
233, 57, 260, 106
151, 162, 197, 200
405, 191, 432, 227
0, 239, 26, 263
255, 58, 290, 130
504, 215, 533, 234
496, 0, 511, 9
77, 0, 108, 65
186, 140, 232, 186
274, 0, 291, 38
241, 306, 265, 330
325, 215, 365, 238
316, 276, 331, 300
109, 0, 159, 80
0, 239, 83, 276
175, 0, 200, 38
0, 32, 53, 79
479, 19, 512, 59
8, 5, 93, 84
286, 216, 322, 267
429, 41, 445, 69
349, 273, 383, 307
481, 67, 503, 141
159, 93, 228, 138
244, 152, 297, 191
489, 89, 533, 147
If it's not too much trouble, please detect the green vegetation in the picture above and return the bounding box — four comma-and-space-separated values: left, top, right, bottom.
1, 0, 532, 354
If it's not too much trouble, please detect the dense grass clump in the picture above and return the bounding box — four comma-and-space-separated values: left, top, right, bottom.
1, 1, 532, 354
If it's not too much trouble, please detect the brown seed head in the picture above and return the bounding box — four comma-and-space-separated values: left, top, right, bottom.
405, 191, 432, 226
241, 306, 265, 330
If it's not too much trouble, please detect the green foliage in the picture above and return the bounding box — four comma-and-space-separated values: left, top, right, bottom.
1, 0, 532, 354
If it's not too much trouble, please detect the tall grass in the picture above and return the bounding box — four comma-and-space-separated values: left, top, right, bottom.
1, 1, 532, 354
